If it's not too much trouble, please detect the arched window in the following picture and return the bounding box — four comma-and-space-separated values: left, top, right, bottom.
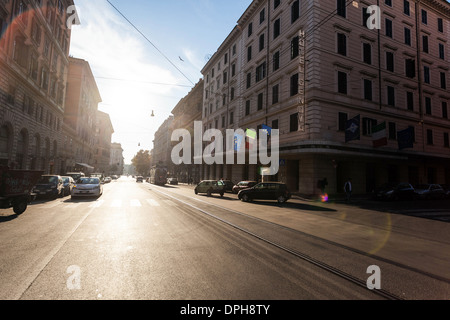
16, 129, 28, 169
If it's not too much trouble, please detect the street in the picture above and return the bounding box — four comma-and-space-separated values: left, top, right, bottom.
0, 176, 449, 300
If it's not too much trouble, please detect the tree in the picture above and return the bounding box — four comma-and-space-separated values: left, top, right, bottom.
131, 150, 151, 176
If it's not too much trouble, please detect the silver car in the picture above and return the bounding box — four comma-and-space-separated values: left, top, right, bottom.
71, 177, 103, 198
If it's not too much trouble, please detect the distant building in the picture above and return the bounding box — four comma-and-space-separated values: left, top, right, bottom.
152, 115, 173, 170
171, 79, 203, 183
62, 57, 102, 174
94, 111, 114, 174
110, 142, 124, 175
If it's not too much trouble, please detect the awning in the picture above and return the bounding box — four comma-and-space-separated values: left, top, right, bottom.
76, 163, 94, 170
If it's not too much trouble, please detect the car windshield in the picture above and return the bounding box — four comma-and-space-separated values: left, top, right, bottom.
78, 178, 100, 184
62, 177, 70, 183
38, 176, 58, 184
415, 184, 429, 189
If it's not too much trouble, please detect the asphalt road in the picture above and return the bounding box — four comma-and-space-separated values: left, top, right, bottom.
0, 177, 449, 300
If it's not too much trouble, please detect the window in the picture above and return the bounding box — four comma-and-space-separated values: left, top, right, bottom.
337, 0, 346, 18
231, 64, 236, 77
363, 43, 372, 64
425, 97, 432, 115
273, 51, 280, 71
364, 79, 373, 101
444, 133, 449, 148
272, 119, 279, 130
385, 19, 393, 38
290, 73, 299, 96
260, 8, 265, 24
406, 91, 414, 111
403, 0, 410, 16
274, 0, 280, 9
290, 113, 299, 132
337, 33, 347, 56
245, 100, 251, 116
338, 71, 347, 94
246, 72, 252, 88
291, 0, 300, 23
389, 122, 397, 140
424, 66, 430, 84
362, 7, 370, 28
438, 18, 443, 33
272, 84, 279, 104
427, 129, 433, 145
274, 19, 281, 39
230, 87, 235, 100
386, 52, 394, 72
440, 72, 447, 89
256, 62, 266, 82
439, 43, 445, 60
387, 86, 395, 106
422, 35, 428, 53
257, 93, 264, 110
338, 112, 348, 131
363, 118, 377, 136
247, 46, 252, 62
230, 111, 234, 125
404, 27, 411, 46
385, 0, 392, 6
291, 36, 299, 59
421, 9, 427, 24
259, 34, 265, 51
405, 59, 415, 78
443, 102, 448, 119
248, 22, 253, 37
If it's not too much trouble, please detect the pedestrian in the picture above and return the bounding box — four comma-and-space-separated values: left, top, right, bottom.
344, 178, 352, 202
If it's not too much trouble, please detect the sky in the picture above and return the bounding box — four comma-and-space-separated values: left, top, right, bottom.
69, 0, 253, 164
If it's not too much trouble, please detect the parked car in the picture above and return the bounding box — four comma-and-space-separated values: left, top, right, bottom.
167, 178, 178, 185
104, 177, 112, 184
440, 185, 450, 199
232, 181, 258, 194
61, 176, 75, 197
220, 180, 234, 192
414, 184, 446, 200
71, 177, 103, 198
238, 182, 291, 204
194, 180, 225, 197
136, 176, 144, 183
375, 183, 416, 201
33, 175, 64, 199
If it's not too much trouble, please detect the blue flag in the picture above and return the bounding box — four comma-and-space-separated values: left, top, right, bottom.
345, 115, 360, 143
234, 133, 244, 151
398, 127, 414, 150
261, 124, 272, 136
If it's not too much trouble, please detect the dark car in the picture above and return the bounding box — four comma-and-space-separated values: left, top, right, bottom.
441, 185, 450, 199
220, 180, 234, 192
194, 180, 225, 197
238, 182, 291, 204
168, 178, 178, 185
232, 181, 257, 194
136, 176, 144, 183
375, 183, 416, 201
61, 176, 75, 197
414, 184, 446, 200
33, 175, 64, 199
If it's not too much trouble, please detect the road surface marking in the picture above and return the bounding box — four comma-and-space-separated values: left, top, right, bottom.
111, 200, 122, 208
146, 199, 160, 207
130, 199, 142, 207
89, 200, 105, 208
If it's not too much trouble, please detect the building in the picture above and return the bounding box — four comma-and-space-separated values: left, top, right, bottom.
0, 0, 74, 174
110, 142, 124, 175
152, 115, 173, 170
63, 57, 102, 174
171, 79, 203, 183
94, 110, 114, 174
201, 0, 450, 196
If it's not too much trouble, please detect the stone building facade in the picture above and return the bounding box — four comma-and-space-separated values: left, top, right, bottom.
0, 0, 74, 174
200, 0, 450, 196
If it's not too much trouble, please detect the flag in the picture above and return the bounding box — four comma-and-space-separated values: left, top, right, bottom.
234, 133, 244, 152
246, 129, 257, 150
261, 124, 272, 136
372, 122, 387, 148
398, 127, 414, 150
345, 115, 360, 143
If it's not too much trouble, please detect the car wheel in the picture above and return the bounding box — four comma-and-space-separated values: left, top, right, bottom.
13, 201, 27, 215
195, 189, 198, 195
242, 194, 249, 202
220, 192, 224, 197
277, 195, 286, 203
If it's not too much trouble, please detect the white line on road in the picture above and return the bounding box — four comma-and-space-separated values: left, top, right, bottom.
111, 200, 122, 208
146, 199, 160, 207
130, 199, 142, 207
